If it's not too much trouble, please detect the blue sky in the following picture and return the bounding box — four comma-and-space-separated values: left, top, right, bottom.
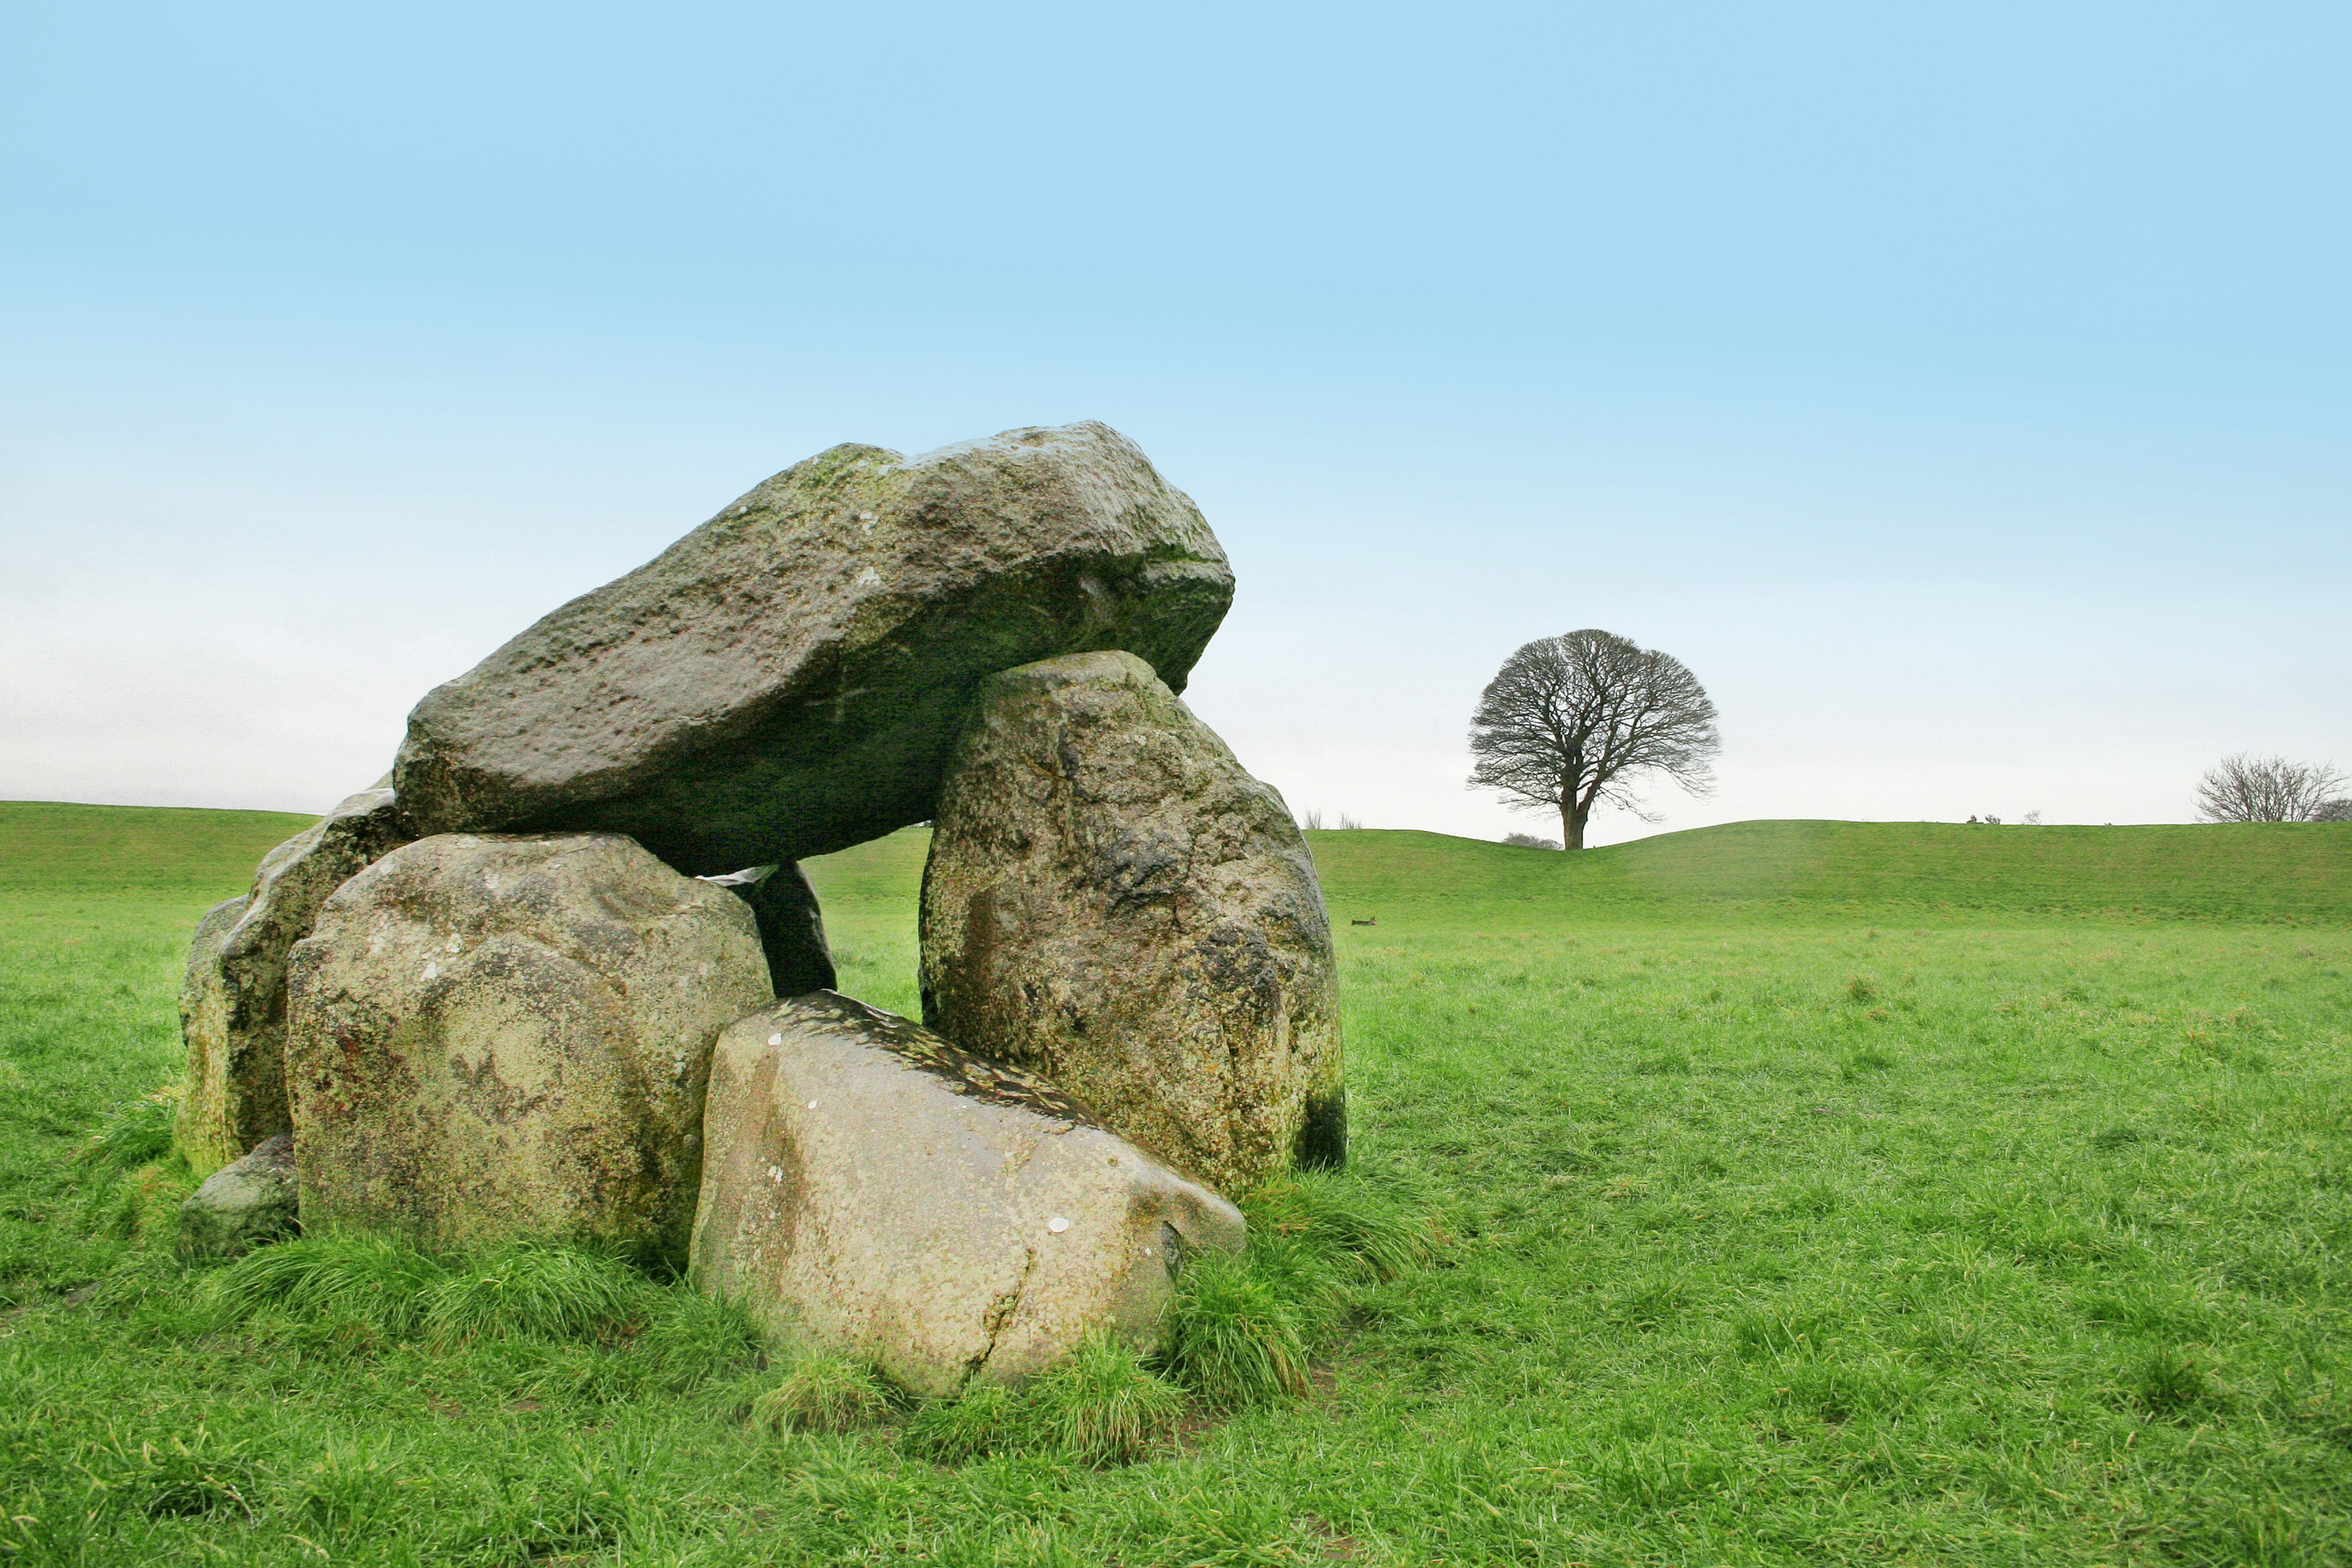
4, 2, 2345, 842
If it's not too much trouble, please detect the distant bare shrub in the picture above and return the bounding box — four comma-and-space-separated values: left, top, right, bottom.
2196, 755, 2346, 823
1502, 832, 1561, 850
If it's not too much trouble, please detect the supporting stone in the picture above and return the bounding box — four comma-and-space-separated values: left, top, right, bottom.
920, 651, 1344, 1195
176, 784, 413, 1177
285, 832, 772, 1259
703, 862, 837, 997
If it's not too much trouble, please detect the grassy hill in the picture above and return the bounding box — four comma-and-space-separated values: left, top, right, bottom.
1305, 819, 2352, 925
0, 801, 318, 901
7, 802, 2346, 929
5, 800, 2352, 1562
799, 818, 2352, 929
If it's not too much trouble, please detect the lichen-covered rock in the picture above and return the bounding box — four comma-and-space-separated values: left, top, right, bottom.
691, 992, 1244, 1396
920, 651, 1344, 1196
176, 784, 413, 1177
704, 862, 836, 997
394, 421, 1234, 875
285, 832, 772, 1259
176, 1133, 299, 1264
175, 894, 249, 1165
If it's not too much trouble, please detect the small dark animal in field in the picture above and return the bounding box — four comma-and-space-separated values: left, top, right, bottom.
1351, 917, 1378, 926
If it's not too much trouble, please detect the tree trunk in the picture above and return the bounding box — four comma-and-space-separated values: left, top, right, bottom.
1562, 802, 1588, 850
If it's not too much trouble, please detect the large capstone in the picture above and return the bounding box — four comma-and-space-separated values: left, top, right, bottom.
919, 651, 1345, 1197
284, 832, 772, 1259
177, 1133, 299, 1264
176, 784, 413, 1177
393, 421, 1234, 875
691, 991, 1244, 1397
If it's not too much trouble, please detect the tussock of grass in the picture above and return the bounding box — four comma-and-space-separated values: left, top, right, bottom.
750, 1349, 897, 1434
1245, 1171, 1432, 1283
206, 1232, 447, 1338
2132, 1345, 2223, 1420
115, 1431, 261, 1521
205, 1232, 662, 1351
73, 1091, 178, 1174
422, 1238, 650, 1347
901, 1380, 1025, 1462
902, 1336, 1185, 1466
1028, 1333, 1187, 1465
66, 1091, 191, 1242
1158, 1248, 1314, 1406
627, 1287, 764, 1393
74, 1159, 193, 1245
1155, 1172, 1433, 1409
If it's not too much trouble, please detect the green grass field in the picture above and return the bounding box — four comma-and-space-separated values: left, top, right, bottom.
4, 800, 2350, 1565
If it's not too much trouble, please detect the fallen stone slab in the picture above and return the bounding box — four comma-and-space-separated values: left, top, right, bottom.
394, 421, 1234, 875
691, 991, 1245, 1396
921, 650, 1345, 1196
285, 832, 772, 1259
177, 1133, 299, 1264
176, 783, 413, 1177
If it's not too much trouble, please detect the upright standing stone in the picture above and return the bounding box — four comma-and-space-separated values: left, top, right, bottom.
176, 893, 251, 1166
176, 784, 413, 1177
394, 421, 1234, 875
692, 992, 1246, 1396
285, 832, 772, 1259
920, 652, 1344, 1196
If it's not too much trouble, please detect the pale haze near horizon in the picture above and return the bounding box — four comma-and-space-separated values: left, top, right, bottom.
3, 4, 2345, 848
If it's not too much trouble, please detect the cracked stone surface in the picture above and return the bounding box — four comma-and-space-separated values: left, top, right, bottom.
690, 991, 1243, 1396
919, 650, 1345, 1196
393, 421, 1234, 875
284, 832, 772, 1259
176, 783, 415, 1177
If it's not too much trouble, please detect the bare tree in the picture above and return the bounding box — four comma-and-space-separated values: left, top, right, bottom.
2316, 798, 2352, 823
1468, 629, 1720, 850
2195, 754, 2347, 823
